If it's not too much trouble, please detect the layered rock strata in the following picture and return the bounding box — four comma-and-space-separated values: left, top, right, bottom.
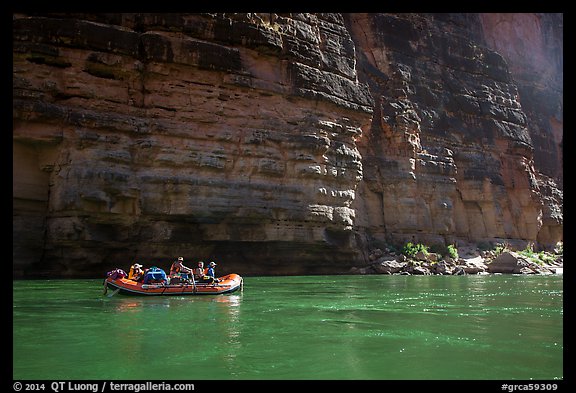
346, 13, 562, 253
13, 13, 373, 277
13, 13, 563, 278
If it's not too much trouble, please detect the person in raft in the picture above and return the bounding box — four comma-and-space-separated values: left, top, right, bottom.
128, 263, 144, 281
194, 261, 206, 281
203, 261, 220, 284
170, 257, 194, 279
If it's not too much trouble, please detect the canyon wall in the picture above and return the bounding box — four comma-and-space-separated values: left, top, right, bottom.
12, 13, 563, 278
347, 13, 563, 253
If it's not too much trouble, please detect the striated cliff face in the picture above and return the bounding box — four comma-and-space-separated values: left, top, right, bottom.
347, 13, 563, 253
13, 13, 563, 278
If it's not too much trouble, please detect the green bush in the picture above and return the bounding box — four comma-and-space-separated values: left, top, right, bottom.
430, 243, 459, 259
401, 242, 429, 258
519, 243, 557, 266
446, 244, 459, 259
494, 242, 511, 256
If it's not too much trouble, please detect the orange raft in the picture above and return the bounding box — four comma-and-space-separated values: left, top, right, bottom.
103, 274, 243, 296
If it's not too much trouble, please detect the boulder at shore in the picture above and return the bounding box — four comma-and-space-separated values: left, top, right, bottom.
487, 251, 554, 274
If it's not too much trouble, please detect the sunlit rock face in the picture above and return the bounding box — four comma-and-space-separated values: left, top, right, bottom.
13, 13, 562, 277
13, 13, 373, 277
347, 13, 562, 252
478, 13, 563, 246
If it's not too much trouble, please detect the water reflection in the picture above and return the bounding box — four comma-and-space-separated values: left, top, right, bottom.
106, 293, 243, 311
97, 292, 244, 378
211, 294, 243, 370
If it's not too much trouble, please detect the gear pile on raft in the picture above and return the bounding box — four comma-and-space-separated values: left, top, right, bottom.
103, 257, 243, 296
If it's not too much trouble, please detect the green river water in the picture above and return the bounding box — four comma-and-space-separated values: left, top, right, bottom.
13, 274, 563, 381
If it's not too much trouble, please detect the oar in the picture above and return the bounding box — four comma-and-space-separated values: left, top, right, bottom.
102, 280, 120, 297
190, 272, 197, 293
107, 287, 121, 298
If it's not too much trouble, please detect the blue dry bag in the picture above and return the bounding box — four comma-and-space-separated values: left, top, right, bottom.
143, 267, 167, 284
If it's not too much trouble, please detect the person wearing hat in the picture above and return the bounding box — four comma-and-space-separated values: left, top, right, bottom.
204, 261, 220, 284
170, 256, 194, 279
128, 263, 144, 281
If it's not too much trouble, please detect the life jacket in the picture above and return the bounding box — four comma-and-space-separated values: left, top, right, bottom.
128, 266, 137, 279
128, 265, 143, 280
170, 262, 181, 275
194, 267, 208, 276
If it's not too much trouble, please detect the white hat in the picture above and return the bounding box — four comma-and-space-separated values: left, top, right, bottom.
178, 257, 184, 261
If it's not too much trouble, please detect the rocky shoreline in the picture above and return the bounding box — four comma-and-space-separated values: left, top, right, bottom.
351, 246, 564, 276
